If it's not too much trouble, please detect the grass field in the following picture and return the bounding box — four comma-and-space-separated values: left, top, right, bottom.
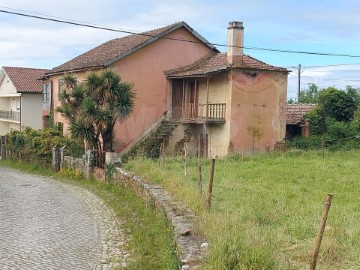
125, 150, 360, 269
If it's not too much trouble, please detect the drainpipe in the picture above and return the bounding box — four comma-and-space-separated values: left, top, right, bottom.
182, 79, 185, 118
19, 94, 22, 131
205, 77, 209, 157
206, 77, 209, 122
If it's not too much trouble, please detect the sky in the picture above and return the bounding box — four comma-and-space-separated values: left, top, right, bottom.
1, 0, 360, 100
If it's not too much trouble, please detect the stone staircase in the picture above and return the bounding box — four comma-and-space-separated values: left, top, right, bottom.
122, 119, 178, 161
156, 121, 179, 140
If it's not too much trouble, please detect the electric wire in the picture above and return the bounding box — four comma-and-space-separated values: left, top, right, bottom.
1, 8, 360, 58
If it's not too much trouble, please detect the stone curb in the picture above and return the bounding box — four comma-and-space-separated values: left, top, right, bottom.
115, 168, 207, 270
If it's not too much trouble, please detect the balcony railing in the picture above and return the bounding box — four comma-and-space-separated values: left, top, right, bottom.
0, 110, 20, 122
174, 103, 226, 123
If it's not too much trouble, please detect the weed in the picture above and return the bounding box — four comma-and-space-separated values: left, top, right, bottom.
125, 150, 360, 269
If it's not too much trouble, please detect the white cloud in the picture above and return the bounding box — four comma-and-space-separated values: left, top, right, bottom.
287, 64, 360, 100
1, 0, 360, 95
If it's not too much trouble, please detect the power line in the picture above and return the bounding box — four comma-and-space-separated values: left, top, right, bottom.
300, 76, 360, 82
286, 63, 360, 69
305, 63, 360, 68
2, 8, 360, 58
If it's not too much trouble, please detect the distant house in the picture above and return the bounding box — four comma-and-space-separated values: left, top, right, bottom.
166, 22, 289, 157
286, 103, 317, 139
0, 67, 49, 135
43, 21, 289, 157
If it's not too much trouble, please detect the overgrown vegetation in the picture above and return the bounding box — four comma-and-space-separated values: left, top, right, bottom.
6, 127, 84, 164
0, 159, 179, 269
125, 151, 360, 269
122, 127, 164, 163
289, 84, 360, 150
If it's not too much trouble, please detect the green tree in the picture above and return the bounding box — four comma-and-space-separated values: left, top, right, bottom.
287, 97, 296, 104
57, 70, 135, 152
304, 86, 360, 135
298, 83, 320, 103
318, 86, 358, 122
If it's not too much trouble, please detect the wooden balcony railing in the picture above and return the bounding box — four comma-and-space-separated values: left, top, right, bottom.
0, 110, 20, 122
178, 103, 226, 123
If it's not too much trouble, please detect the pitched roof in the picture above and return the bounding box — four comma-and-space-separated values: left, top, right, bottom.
166, 53, 289, 78
286, 104, 317, 124
47, 22, 218, 76
2, 67, 50, 93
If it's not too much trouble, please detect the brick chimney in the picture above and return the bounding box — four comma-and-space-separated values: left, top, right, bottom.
227, 21, 244, 65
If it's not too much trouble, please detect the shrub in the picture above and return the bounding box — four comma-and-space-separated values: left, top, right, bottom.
6, 127, 84, 165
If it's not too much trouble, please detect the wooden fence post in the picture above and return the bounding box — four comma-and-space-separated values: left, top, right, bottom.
310, 193, 334, 270
207, 158, 216, 211
184, 143, 188, 178
159, 142, 164, 166
198, 151, 202, 197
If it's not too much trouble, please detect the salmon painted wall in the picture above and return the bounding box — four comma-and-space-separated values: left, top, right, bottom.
198, 73, 231, 158
168, 73, 231, 158
229, 70, 287, 153
52, 71, 93, 133
110, 27, 213, 151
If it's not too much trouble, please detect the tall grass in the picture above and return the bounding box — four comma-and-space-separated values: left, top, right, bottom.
125, 151, 360, 269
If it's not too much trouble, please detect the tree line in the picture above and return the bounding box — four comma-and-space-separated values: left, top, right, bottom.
288, 83, 360, 150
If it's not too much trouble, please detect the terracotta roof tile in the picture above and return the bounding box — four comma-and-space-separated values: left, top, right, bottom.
3, 67, 50, 93
166, 53, 289, 77
286, 104, 317, 124
48, 22, 216, 75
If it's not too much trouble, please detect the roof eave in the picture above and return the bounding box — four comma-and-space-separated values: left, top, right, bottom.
45, 65, 104, 77
167, 68, 230, 79
17, 90, 42, 94
233, 66, 290, 73
0, 69, 6, 84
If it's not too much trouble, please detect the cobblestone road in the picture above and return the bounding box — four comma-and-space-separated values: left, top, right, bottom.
0, 167, 129, 269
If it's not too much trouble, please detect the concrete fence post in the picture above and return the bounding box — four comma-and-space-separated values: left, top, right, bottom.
83, 150, 95, 179
52, 147, 61, 172
1, 136, 7, 160
60, 146, 68, 170
105, 152, 122, 166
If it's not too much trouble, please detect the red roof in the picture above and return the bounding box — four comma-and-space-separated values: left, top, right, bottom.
3, 67, 50, 93
286, 104, 317, 124
166, 53, 289, 78
47, 22, 217, 76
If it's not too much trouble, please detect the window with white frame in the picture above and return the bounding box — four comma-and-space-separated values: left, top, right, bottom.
43, 83, 50, 103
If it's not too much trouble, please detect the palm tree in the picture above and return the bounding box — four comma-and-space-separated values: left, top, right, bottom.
57, 70, 135, 152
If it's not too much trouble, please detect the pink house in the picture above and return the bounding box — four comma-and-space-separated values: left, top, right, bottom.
43, 21, 289, 157
166, 22, 289, 157
42, 22, 217, 151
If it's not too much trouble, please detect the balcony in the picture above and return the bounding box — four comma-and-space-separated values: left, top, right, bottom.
0, 110, 20, 122
173, 103, 226, 124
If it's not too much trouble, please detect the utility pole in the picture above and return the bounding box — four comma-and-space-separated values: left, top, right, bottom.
292, 64, 305, 103
297, 64, 301, 102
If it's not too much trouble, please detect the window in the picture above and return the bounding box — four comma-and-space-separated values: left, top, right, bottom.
58, 79, 64, 96
43, 83, 50, 103
58, 76, 77, 96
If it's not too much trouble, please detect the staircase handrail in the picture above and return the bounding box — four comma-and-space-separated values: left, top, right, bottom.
120, 111, 174, 155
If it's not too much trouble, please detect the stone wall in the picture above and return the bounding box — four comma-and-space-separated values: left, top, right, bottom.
58, 150, 207, 269
113, 168, 207, 270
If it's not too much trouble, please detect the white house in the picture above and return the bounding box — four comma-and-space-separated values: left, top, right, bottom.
0, 67, 49, 135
